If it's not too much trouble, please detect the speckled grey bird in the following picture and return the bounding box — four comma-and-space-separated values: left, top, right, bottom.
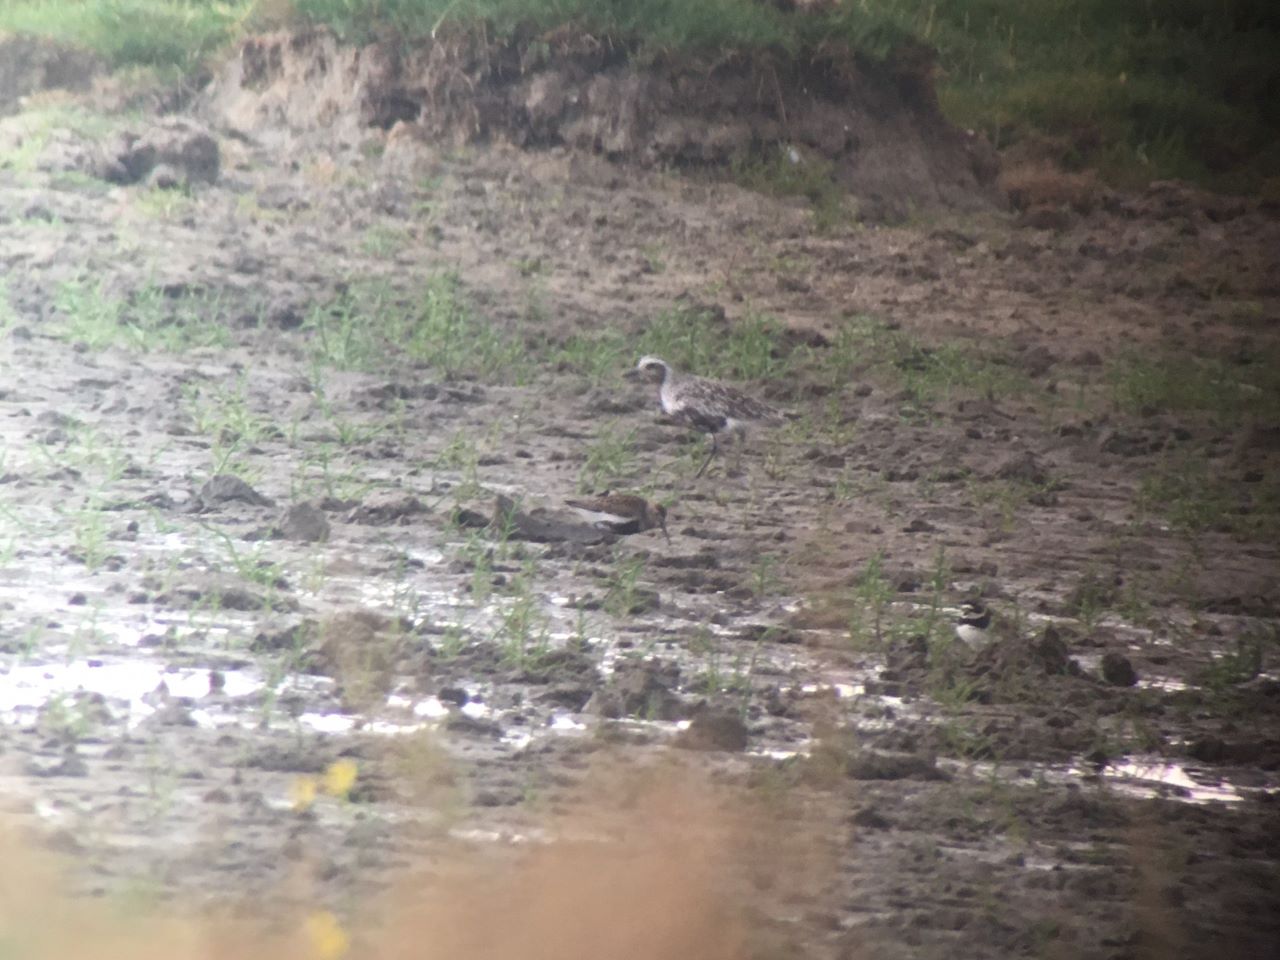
565, 493, 670, 542
635, 356, 785, 477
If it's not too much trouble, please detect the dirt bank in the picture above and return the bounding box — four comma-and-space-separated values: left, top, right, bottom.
203, 27, 1001, 222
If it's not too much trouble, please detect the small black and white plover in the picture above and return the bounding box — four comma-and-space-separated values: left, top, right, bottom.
954, 599, 992, 646
635, 356, 785, 477
566, 493, 670, 542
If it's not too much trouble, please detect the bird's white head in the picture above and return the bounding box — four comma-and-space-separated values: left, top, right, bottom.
635, 356, 671, 384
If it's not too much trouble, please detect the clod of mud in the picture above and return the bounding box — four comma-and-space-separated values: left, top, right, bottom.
989, 449, 1050, 485
845, 750, 949, 781
39, 117, 220, 187
347, 493, 427, 525
586, 660, 685, 721
277, 501, 331, 543
969, 628, 1082, 683
196, 473, 273, 509
204, 28, 1003, 221
676, 710, 750, 753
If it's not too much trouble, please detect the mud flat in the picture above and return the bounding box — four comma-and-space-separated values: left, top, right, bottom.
0, 30, 1278, 959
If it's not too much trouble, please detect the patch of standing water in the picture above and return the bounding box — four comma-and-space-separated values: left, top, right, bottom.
0, 656, 263, 728
963, 756, 1273, 805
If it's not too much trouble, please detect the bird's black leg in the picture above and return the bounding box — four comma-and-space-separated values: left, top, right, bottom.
695, 432, 718, 478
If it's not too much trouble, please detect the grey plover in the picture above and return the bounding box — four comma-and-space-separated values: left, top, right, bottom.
566, 493, 670, 542
635, 356, 785, 477
953, 600, 992, 646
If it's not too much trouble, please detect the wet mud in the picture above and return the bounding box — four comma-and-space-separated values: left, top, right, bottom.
1, 33, 1279, 959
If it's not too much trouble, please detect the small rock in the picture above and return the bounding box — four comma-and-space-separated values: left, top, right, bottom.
1100, 652, 1138, 687
676, 710, 749, 752
197, 474, 272, 508
347, 494, 426, 525
279, 502, 330, 543
991, 451, 1049, 485
851, 806, 892, 829
437, 686, 468, 707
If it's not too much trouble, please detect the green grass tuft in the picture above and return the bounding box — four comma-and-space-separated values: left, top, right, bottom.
0, 1, 253, 70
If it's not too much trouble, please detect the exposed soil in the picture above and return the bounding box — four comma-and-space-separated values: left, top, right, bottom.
1, 32, 1279, 960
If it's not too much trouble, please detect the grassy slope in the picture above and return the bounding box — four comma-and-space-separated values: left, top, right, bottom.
1, 0, 1277, 193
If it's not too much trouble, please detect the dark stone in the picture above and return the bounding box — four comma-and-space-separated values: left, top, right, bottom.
437, 686, 469, 707
1100, 652, 1138, 687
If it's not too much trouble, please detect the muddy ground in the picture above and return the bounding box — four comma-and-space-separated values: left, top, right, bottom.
1, 33, 1279, 960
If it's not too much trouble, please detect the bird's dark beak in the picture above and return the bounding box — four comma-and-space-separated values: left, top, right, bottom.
623, 367, 642, 382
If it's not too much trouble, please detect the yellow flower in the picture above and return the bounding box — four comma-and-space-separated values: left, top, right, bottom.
304, 910, 350, 960
290, 775, 317, 812
322, 759, 358, 799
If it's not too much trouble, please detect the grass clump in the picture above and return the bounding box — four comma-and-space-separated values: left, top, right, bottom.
54, 278, 233, 352
0, 1, 253, 71
1109, 351, 1280, 426
924, 0, 1280, 191
1137, 458, 1278, 543
818, 316, 1031, 414
305, 274, 528, 382
636, 306, 789, 382
289, 0, 911, 56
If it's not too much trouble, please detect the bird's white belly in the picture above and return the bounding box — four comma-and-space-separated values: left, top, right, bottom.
954, 624, 988, 646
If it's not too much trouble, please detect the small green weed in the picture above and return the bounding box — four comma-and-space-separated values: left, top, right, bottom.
0, 0, 252, 70
54, 279, 231, 352
604, 553, 648, 617
578, 424, 636, 493
360, 224, 411, 257
305, 275, 526, 382
848, 551, 895, 650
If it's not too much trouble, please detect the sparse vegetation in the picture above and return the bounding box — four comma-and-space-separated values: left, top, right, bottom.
817, 316, 1034, 416
54, 278, 233, 353
0, 0, 252, 71
304, 275, 528, 382
578, 423, 636, 493
1109, 350, 1280, 425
